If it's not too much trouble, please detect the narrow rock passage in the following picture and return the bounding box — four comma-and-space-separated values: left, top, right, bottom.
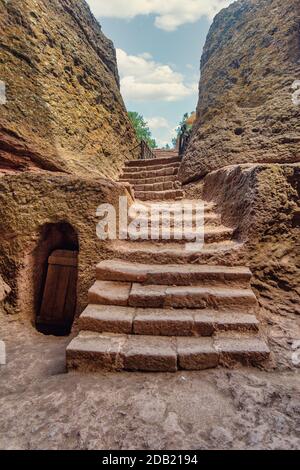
67, 152, 270, 372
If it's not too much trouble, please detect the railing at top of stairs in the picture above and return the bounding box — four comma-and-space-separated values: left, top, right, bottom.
178, 124, 192, 158
131, 140, 157, 160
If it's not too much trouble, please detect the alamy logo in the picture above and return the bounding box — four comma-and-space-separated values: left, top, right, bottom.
291, 340, 300, 367
0, 81, 6, 105
96, 197, 205, 252
292, 80, 300, 106
0, 340, 6, 365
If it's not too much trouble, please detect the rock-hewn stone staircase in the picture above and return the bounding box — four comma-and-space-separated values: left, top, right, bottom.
118, 154, 184, 201
67, 153, 270, 372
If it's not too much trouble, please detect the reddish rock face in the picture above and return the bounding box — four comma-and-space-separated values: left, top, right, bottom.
202, 162, 300, 319
179, 0, 300, 183
0, 275, 11, 303
0, 0, 136, 178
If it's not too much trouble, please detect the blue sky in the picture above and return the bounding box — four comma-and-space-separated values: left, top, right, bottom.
86, 1, 233, 146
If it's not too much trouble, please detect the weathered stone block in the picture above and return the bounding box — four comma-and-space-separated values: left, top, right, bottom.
177, 337, 219, 370
123, 336, 177, 372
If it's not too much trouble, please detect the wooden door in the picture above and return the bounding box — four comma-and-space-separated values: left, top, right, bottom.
37, 250, 78, 334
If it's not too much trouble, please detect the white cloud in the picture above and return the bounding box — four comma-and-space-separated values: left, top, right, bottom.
145, 116, 177, 147
138, 52, 153, 60
146, 117, 170, 129
116, 49, 197, 102
87, 0, 234, 31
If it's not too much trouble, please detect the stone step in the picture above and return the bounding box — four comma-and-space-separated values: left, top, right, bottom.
125, 162, 180, 173
109, 240, 243, 265
96, 260, 252, 287
154, 152, 179, 160
88, 280, 131, 306
133, 181, 181, 192
125, 156, 180, 168
214, 333, 270, 367
119, 175, 178, 185
154, 155, 178, 160
67, 332, 270, 372
122, 166, 179, 180
135, 189, 184, 201
122, 226, 234, 244
88, 281, 258, 310
131, 200, 217, 213
129, 284, 258, 310
79, 305, 259, 336
128, 212, 221, 228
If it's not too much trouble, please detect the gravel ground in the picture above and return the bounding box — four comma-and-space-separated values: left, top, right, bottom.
0, 314, 299, 450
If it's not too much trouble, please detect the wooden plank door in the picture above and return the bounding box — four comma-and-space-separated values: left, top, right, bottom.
37, 250, 78, 333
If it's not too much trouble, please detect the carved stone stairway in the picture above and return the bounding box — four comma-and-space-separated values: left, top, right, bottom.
118, 154, 184, 201
66, 155, 270, 372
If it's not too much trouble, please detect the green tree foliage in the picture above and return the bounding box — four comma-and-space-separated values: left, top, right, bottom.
176, 112, 194, 135
128, 112, 157, 149
171, 112, 195, 148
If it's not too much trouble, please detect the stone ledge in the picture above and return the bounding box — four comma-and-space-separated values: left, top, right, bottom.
66, 332, 270, 372
78, 305, 260, 337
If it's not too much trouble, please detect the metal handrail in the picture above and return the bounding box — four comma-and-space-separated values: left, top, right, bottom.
131, 140, 157, 160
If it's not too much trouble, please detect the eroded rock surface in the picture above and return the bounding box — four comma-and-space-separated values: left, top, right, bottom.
0, 275, 10, 303
202, 163, 300, 369
0, 0, 136, 178
179, 0, 300, 182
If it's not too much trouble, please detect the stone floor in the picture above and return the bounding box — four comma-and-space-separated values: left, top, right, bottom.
0, 314, 299, 450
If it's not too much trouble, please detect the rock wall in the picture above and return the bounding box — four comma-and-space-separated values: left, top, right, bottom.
179, 0, 300, 183
0, 0, 136, 179
0, 0, 137, 324
202, 163, 300, 368
187, 162, 300, 318
0, 275, 10, 304
0, 172, 133, 322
